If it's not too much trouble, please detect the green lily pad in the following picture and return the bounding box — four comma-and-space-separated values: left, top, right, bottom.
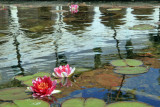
62, 98, 106, 107
85, 98, 106, 107
0, 33, 6, 37
125, 59, 143, 66
28, 26, 45, 32
106, 101, 153, 107
129, 24, 155, 30
111, 59, 143, 67
111, 60, 127, 66
107, 8, 122, 11
0, 102, 18, 107
114, 67, 148, 75
14, 99, 50, 107
62, 98, 84, 107
75, 68, 92, 75
15, 72, 51, 86
15, 72, 51, 81
0, 87, 31, 100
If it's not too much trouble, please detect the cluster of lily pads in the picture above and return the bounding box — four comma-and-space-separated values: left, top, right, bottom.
0, 59, 153, 107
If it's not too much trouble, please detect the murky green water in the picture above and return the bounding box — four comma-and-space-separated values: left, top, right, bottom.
0, 1, 160, 107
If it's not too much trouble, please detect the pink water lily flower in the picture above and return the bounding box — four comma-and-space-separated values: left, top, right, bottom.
29, 76, 58, 97
70, 4, 79, 13
53, 64, 75, 78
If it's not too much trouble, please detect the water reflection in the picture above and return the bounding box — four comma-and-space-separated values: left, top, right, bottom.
10, 5, 24, 74
132, 8, 154, 20
63, 5, 94, 34
0, 3, 159, 86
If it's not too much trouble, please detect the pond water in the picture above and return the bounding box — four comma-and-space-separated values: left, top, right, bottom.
0, 1, 160, 107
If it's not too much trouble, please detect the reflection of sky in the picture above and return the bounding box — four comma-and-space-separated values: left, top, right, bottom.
0, 5, 160, 84
123, 68, 160, 96
57, 87, 160, 107
57, 68, 160, 107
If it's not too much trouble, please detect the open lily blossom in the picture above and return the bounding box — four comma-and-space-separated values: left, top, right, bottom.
29, 76, 60, 97
70, 4, 79, 13
53, 64, 75, 78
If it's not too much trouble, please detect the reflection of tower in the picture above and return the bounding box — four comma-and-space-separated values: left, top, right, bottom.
9, 5, 24, 75
93, 47, 102, 69
113, 29, 122, 59
54, 6, 67, 67
125, 40, 134, 59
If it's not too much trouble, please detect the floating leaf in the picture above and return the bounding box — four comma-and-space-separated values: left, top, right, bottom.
106, 101, 153, 107
14, 99, 50, 107
111, 60, 127, 66
0, 102, 18, 107
15, 72, 51, 86
114, 67, 148, 75
125, 59, 143, 66
62, 98, 84, 107
75, 68, 92, 75
15, 72, 51, 81
107, 8, 122, 11
111, 59, 143, 67
62, 98, 106, 107
129, 24, 155, 30
96, 74, 122, 88
85, 98, 106, 107
0, 87, 31, 100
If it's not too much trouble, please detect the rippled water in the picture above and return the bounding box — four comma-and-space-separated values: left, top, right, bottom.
0, 1, 160, 106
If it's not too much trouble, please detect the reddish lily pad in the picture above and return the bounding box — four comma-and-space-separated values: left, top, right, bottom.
106, 101, 153, 107
0, 87, 31, 100
96, 74, 122, 88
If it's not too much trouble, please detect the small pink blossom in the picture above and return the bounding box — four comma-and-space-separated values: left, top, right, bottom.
52, 64, 75, 78
70, 4, 79, 13
29, 76, 57, 97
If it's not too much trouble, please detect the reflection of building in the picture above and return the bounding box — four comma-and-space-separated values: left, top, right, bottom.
0, 4, 160, 85
18, 6, 54, 38
63, 6, 94, 34
132, 8, 155, 20
0, 6, 9, 30
99, 7, 126, 29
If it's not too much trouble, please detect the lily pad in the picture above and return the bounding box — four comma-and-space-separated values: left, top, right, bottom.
107, 8, 122, 11
75, 68, 92, 75
111, 59, 143, 67
0, 102, 18, 107
62, 98, 106, 107
15, 72, 51, 86
114, 67, 148, 75
14, 99, 50, 107
62, 98, 84, 107
129, 24, 155, 30
85, 98, 106, 107
106, 101, 153, 107
0, 33, 6, 37
96, 74, 122, 88
0, 87, 31, 100
28, 26, 45, 32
